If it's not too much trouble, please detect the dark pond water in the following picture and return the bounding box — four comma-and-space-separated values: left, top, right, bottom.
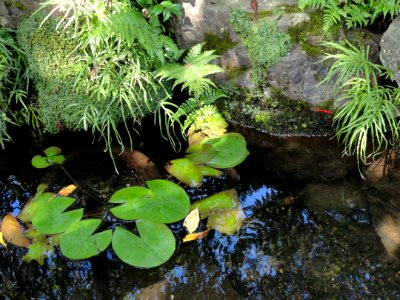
1, 131, 400, 299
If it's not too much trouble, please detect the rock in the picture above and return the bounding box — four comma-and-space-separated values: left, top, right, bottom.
380, 16, 400, 85
301, 182, 368, 221
0, 0, 40, 28
364, 150, 397, 183
375, 214, 400, 259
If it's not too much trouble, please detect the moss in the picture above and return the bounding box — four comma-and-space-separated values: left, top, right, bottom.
254, 5, 303, 19
287, 9, 341, 57
203, 31, 237, 55
4, 0, 25, 10
225, 66, 247, 79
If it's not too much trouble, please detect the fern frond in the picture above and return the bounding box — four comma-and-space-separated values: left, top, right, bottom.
298, 0, 335, 10
343, 3, 371, 28
322, 1, 342, 31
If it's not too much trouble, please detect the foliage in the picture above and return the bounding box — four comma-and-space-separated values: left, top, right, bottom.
298, 0, 400, 32
230, 8, 291, 87
31, 146, 65, 169
321, 40, 400, 166
0, 27, 31, 149
203, 31, 238, 55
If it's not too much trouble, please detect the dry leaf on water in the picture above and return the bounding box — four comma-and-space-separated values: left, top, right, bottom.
183, 208, 200, 234
183, 229, 211, 243
57, 184, 77, 196
0, 214, 30, 247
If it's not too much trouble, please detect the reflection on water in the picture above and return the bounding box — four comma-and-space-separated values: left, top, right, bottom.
0, 160, 400, 299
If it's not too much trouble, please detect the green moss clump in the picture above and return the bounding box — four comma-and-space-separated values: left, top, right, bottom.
4, 0, 25, 10
203, 31, 237, 55
287, 10, 341, 57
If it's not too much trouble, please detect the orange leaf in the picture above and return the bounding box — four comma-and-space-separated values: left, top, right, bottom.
183, 208, 200, 234
57, 184, 77, 196
0, 214, 30, 247
182, 229, 211, 243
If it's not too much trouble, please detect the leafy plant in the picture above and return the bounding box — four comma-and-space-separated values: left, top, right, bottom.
31, 146, 65, 169
298, 0, 400, 32
321, 40, 400, 167
229, 8, 291, 87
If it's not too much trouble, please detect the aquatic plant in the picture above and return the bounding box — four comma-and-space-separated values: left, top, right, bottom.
298, 0, 400, 32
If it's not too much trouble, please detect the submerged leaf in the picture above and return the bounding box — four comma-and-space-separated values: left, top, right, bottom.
191, 189, 240, 219
112, 220, 175, 268
208, 208, 245, 235
32, 194, 83, 234
109, 179, 190, 223
204, 133, 249, 168
23, 234, 59, 265
60, 219, 112, 260
165, 158, 203, 187
0, 214, 30, 247
183, 229, 211, 242
183, 208, 200, 233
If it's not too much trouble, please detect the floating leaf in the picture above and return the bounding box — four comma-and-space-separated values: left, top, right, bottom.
183, 229, 211, 243
191, 189, 240, 219
197, 166, 223, 178
31, 155, 51, 169
0, 214, 30, 247
57, 184, 77, 196
109, 179, 190, 223
60, 219, 112, 260
47, 155, 65, 165
0, 232, 6, 248
183, 208, 200, 234
208, 208, 245, 235
18, 184, 49, 222
112, 220, 175, 268
32, 194, 83, 234
23, 234, 59, 265
185, 143, 216, 164
165, 158, 203, 187
204, 133, 249, 168
43, 146, 62, 157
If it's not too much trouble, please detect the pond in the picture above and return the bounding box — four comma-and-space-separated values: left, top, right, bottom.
1, 128, 400, 299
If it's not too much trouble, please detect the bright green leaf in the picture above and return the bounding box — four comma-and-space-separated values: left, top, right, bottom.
32, 195, 83, 234
31, 155, 50, 169
47, 155, 65, 165
43, 146, 62, 157
191, 189, 240, 218
109, 179, 190, 223
185, 143, 216, 164
165, 158, 203, 187
18, 185, 49, 222
60, 219, 112, 260
112, 220, 175, 268
208, 208, 245, 235
197, 165, 223, 178
204, 133, 249, 168
152, 4, 164, 15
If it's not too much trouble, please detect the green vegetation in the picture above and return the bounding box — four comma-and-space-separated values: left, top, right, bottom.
298, 0, 400, 32
230, 8, 292, 87
321, 40, 400, 167
203, 31, 238, 55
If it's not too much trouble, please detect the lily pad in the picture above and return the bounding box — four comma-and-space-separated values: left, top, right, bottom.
32, 194, 83, 234
43, 146, 62, 157
47, 155, 65, 165
31, 155, 51, 169
185, 143, 216, 164
197, 166, 223, 178
60, 219, 112, 260
208, 208, 245, 235
204, 133, 249, 169
109, 179, 190, 223
18, 184, 49, 222
112, 220, 175, 268
165, 158, 203, 187
191, 189, 240, 218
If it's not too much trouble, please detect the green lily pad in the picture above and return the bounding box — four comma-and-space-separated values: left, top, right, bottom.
47, 155, 65, 165
204, 133, 249, 169
31, 155, 51, 169
208, 208, 245, 235
18, 184, 49, 222
112, 220, 175, 268
109, 179, 190, 223
191, 189, 240, 218
60, 219, 112, 260
197, 165, 223, 178
165, 158, 203, 187
43, 146, 62, 157
32, 194, 83, 234
185, 143, 216, 164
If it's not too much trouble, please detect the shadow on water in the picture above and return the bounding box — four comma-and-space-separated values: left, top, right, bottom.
0, 129, 400, 299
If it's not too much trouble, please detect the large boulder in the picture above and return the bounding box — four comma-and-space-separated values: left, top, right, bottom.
380, 16, 400, 85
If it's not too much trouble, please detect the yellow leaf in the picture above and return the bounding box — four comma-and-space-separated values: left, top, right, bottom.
183, 229, 211, 243
1, 214, 30, 248
57, 184, 77, 196
0, 232, 7, 248
183, 208, 200, 234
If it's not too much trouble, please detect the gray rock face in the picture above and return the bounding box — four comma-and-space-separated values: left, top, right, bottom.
0, 0, 39, 28
380, 16, 400, 85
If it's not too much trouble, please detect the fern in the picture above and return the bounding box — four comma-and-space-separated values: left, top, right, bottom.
157, 43, 223, 96
322, 1, 343, 32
